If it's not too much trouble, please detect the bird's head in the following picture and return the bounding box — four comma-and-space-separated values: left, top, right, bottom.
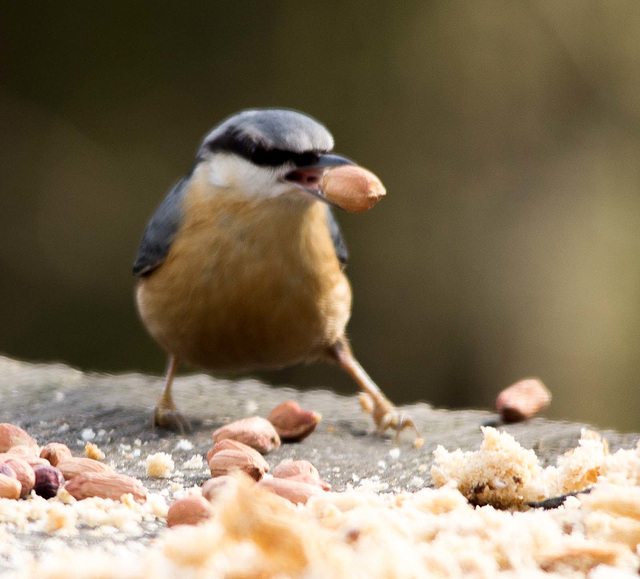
195, 108, 354, 202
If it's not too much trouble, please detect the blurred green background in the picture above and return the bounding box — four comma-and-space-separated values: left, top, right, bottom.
1, 2, 639, 432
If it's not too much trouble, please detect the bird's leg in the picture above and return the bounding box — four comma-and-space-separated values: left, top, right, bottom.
152, 356, 192, 434
327, 340, 421, 442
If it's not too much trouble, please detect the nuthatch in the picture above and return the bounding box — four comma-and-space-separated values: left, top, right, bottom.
133, 108, 417, 439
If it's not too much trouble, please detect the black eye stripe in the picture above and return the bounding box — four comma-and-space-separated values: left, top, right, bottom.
294, 152, 321, 167
251, 149, 319, 167
251, 148, 291, 166
205, 130, 322, 168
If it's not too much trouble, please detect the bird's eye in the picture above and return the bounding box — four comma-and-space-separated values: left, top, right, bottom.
251, 148, 292, 166
293, 152, 320, 167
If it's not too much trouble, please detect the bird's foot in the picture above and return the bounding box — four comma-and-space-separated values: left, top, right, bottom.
152, 406, 192, 435
359, 393, 423, 446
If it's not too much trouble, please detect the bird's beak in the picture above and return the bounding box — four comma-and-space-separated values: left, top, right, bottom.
306, 153, 356, 168
285, 153, 355, 205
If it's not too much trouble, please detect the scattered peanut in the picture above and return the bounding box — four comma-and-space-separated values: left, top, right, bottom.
272, 460, 330, 490
6, 444, 39, 459
57, 457, 114, 480
202, 474, 253, 503
0, 456, 36, 498
208, 446, 269, 481
26, 457, 51, 468
212, 417, 280, 454
33, 464, 65, 499
206, 439, 253, 463
285, 473, 331, 490
272, 459, 320, 480
257, 477, 323, 505
268, 401, 321, 442
40, 442, 73, 466
0, 473, 21, 499
496, 378, 552, 423
0, 463, 16, 479
65, 472, 147, 503
167, 495, 213, 527
0, 423, 39, 454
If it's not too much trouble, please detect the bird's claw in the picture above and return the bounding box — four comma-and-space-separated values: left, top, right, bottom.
152, 407, 192, 435
359, 393, 422, 445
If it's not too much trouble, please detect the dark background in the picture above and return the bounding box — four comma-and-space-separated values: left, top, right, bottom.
1, 2, 639, 431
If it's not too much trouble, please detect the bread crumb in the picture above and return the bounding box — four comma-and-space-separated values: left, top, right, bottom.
44, 502, 78, 535
85, 442, 105, 461
146, 493, 169, 520
244, 399, 259, 415
431, 427, 618, 509
553, 428, 608, 493
182, 454, 205, 471
431, 427, 543, 508
356, 476, 389, 493
408, 476, 425, 488
81, 428, 96, 441
174, 439, 194, 452
5, 450, 640, 578
56, 487, 76, 505
146, 452, 175, 479
3, 425, 640, 577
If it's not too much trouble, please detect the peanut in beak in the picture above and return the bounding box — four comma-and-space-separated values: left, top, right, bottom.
320, 165, 386, 213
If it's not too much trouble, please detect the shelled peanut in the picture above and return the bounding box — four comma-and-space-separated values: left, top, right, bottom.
320, 165, 386, 213
0, 422, 147, 504
496, 378, 552, 422
212, 417, 281, 454
207, 441, 270, 481
167, 495, 213, 527
268, 401, 321, 442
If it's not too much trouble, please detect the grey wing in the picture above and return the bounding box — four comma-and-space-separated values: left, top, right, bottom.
326, 207, 348, 268
132, 177, 188, 277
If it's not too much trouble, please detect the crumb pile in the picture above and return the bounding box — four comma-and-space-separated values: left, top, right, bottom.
432, 427, 611, 508
1, 427, 640, 577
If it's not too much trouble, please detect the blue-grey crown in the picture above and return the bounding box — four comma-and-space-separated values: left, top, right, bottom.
198, 109, 335, 166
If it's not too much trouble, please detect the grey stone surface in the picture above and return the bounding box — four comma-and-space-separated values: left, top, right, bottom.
0, 354, 638, 565
2, 355, 638, 491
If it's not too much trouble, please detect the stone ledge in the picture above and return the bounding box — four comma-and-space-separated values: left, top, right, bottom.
2, 355, 637, 493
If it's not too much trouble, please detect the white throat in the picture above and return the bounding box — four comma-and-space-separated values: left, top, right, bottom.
205, 153, 295, 199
